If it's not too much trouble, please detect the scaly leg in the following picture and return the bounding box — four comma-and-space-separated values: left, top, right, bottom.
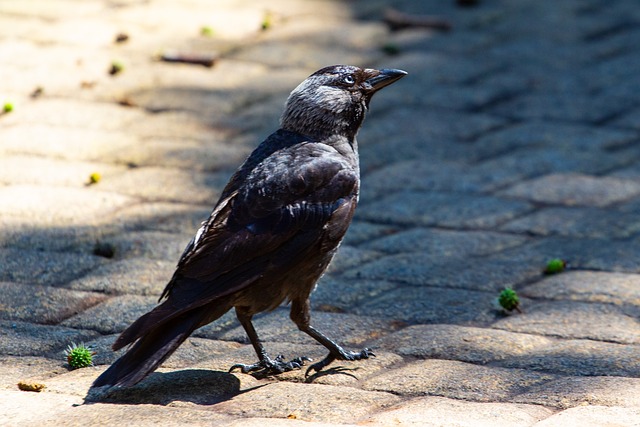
229, 306, 310, 374
289, 299, 374, 376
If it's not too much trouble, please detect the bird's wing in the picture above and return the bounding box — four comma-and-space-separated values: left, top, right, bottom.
162, 141, 358, 304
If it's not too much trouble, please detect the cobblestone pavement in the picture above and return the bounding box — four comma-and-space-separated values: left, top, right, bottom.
2, 0, 640, 425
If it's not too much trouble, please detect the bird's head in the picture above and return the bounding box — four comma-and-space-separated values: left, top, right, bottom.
281, 65, 407, 140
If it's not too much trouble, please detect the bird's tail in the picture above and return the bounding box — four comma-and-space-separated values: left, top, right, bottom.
92, 301, 231, 389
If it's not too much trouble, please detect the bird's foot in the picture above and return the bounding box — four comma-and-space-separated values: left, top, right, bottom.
229, 354, 312, 375
305, 347, 375, 376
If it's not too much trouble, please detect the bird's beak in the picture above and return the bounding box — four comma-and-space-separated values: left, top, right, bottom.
363, 68, 408, 93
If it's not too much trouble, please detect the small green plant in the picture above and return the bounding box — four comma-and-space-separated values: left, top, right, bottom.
88, 172, 101, 185
498, 288, 521, 313
200, 25, 214, 37
544, 258, 566, 274
261, 11, 272, 30
65, 343, 96, 369
3, 102, 14, 113
109, 60, 125, 76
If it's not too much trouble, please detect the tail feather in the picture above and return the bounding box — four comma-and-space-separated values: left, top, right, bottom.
92, 301, 231, 388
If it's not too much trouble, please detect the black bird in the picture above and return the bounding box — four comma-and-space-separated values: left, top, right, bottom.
92, 65, 407, 388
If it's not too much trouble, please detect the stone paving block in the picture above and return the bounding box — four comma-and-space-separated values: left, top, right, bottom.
611, 106, 640, 131
492, 301, 640, 344
228, 417, 355, 427
358, 191, 533, 228
111, 202, 211, 235
363, 359, 555, 402
0, 98, 147, 130
0, 185, 136, 226
472, 121, 638, 159
345, 249, 544, 292
0, 248, 106, 286
359, 159, 501, 201
0, 320, 99, 357
361, 227, 528, 257
66, 258, 175, 296
357, 136, 471, 174
216, 308, 401, 348
521, 271, 640, 307
501, 206, 640, 238
499, 173, 640, 207
325, 245, 382, 275
0, 219, 122, 254
0, 124, 139, 161
108, 136, 250, 173
0, 356, 64, 389
37, 400, 237, 427
495, 338, 640, 377
98, 166, 229, 205
0, 282, 106, 324
103, 230, 191, 262
1, 390, 83, 427
227, 21, 385, 70
533, 405, 640, 427
212, 382, 401, 424
490, 91, 637, 123
505, 236, 640, 274
372, 324, 552, 364
361, 396, 554, 427
474, 144, 635, 180
60, 295, 158, 335
360, 107, 509, 144
387, 51, 504, 88
512, 376, 640, 409
341, 220, 400, 246
352, 286, 499, 325
310, 276, 403, 312
0, 155, 128, 188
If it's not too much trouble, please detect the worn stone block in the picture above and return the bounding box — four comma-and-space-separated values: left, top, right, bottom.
358, 191, 533, 228
0, 320, 99, 357
373, 324, 552, 364
60, 295, 158, 335
0, 282, 106, 324
499, 173, 640, 207
492, 300, 640, 344
361, 396, 553, 427
363, 359, 555, 401
212, 382, 401, 424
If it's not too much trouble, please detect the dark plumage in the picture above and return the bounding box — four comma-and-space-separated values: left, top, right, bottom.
92, 65, 407, 389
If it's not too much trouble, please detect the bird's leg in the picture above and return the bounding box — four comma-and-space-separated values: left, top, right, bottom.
229, 307, 310, 375
290, 299, 374, 376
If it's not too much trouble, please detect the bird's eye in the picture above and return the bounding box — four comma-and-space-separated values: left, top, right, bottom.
342, 74, 355, 85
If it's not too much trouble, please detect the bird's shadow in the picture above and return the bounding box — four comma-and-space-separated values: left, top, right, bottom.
84, 369, 258, 406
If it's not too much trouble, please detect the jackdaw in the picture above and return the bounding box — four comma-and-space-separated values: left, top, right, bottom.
92, 65, 407, 388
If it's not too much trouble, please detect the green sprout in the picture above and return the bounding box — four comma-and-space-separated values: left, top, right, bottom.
109, 60, 125, 76
200, 25, 214, 37
65, 343, 96, 370
498, 288, 521, 313
88, 172, 101, 185
3, 102, 14, 113
544, 258, 566, 275
261, 11, 272, 30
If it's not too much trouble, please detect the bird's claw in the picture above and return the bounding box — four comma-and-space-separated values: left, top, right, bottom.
305, 347, 375, 376
229, 355, 312, 375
